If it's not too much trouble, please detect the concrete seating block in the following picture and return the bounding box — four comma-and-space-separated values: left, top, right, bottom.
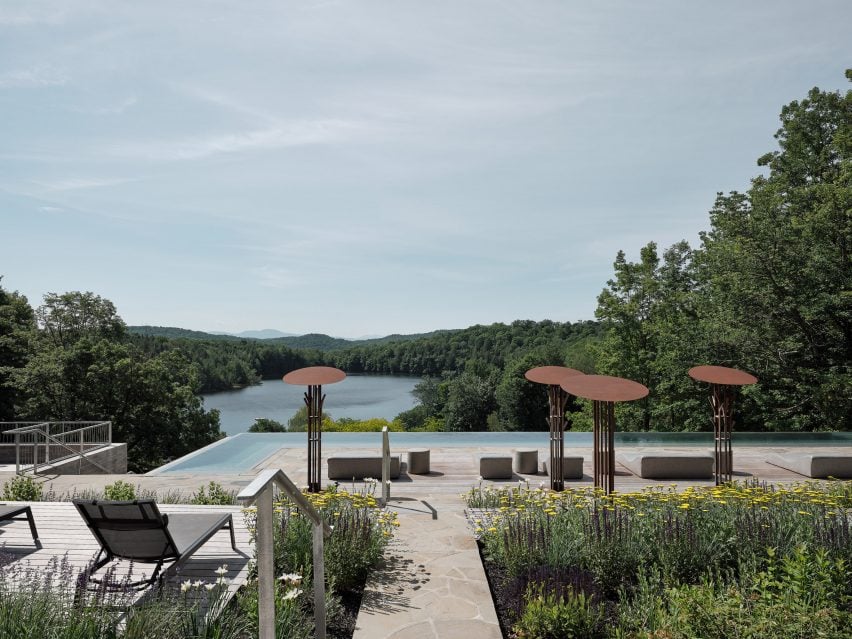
407, 448, 431, 474
541, 456, 584, 480
767, 453, 852, 479
513, 448, 539, 474
617, 452, 714, 479
327, 454, 400, 480
479, 455, 513, 479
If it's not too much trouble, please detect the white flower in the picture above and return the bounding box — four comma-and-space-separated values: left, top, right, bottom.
539, 482, 546, 489
279, 572, 302, 586
205, 583, 216, 591
386, 480, 391, 486
181, 581, 192, 593
282, 588, 302, 601
193, 580, 204, 589
215, 565, 228, 577
477, 476, 483, 482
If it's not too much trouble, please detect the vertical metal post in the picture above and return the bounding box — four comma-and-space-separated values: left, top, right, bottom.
606, 401, 615, 494
381, 427, 390, 505
592, 400, 600, 489
313, 522, 327, 639
257, 484, 275, 639
15, 432, 20, 475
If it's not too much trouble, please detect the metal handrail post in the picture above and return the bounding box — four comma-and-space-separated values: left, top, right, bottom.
238, 469, 332, 639
381, 427, 390, 506
15, 432, 20, 475
257, 484, 275, 639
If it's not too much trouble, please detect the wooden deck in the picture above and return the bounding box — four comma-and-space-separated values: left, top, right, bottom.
0, 502, 252, 608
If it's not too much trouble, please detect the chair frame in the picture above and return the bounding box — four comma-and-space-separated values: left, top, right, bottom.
73, 499, 236, 591
0, 504, 39, 542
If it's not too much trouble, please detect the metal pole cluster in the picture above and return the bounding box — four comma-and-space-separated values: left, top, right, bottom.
593, 400, 615, 494
546, 384, 570, 491
710, 383, 734, 485
303, 384, 326, 493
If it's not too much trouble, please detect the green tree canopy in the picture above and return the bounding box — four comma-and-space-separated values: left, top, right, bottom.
0, 278, 36, 420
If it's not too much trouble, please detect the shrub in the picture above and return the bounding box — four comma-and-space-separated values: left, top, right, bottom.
244, 486, 397, 594
512, 582, 605, 639
103, 480, 136, 501
1, 475, 42, 501
248, 418, 287, 433
190, 481, 237, 505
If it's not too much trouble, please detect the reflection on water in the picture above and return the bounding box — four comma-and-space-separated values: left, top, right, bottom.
202, 375, 419, 435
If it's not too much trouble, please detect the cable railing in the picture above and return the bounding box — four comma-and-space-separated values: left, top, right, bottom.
0, 421, 112, 474
238, 469, 333, 639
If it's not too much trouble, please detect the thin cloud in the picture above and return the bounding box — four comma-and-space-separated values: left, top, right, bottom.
0, 64, 68, 88
35, 176, 140, 191
110, 119, 372, 161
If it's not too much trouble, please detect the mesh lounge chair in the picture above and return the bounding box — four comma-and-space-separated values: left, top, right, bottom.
73, 499, 237, 590
0, 504, 39, 542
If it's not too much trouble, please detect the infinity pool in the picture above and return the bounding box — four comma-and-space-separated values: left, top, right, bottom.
149, 431, 852, 475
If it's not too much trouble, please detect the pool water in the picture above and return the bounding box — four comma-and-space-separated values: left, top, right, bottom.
148, 431, 852, 475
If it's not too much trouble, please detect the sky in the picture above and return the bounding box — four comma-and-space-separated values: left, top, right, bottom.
1, 1, 850, 338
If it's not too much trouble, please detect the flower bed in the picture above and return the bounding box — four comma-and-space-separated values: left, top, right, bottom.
464, 480, 851, 639
0, 480, 397, 638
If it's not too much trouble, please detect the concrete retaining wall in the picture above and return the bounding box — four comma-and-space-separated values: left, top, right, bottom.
39, 443, 128, 475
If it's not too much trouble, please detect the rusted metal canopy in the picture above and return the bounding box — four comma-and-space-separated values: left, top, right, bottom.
283, 366, 346, 386
560, 375, 649, 402
688, 365, 757, 386
524, 365, 584, 386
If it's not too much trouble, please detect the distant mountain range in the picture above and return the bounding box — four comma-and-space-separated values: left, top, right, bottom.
211, 329, 298, 339
127, 325, 449, 351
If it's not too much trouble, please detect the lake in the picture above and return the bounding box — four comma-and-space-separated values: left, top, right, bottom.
202, 375, 420, 435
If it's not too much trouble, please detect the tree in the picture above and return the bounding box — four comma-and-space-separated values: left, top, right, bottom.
249, 418, 287, 432
36, 291, 125, 348
698, 79, 851, 430
595, 243, 661, 431
495, 350, 566, 431
12, 290, 222, 471
0, 279, 36, 420
444, 371, 497, 432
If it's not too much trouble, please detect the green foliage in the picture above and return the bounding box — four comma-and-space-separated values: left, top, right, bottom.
0, 555, 250, 639
102, 480, 135, 501
286, 405, 332, 432
190, 481, 237, 505
495, 349, 580, 431
324, 417, 404, 432
596, 75, 852, 432
248, 417, 287, 432
444, 371, 497, 431
0, 279, 36, 420
471, 481, 852, 638
621, 546, 851, 639
331, 319, 602, 377
247, 487, 397, 594
1, 475, 42, 501
36, 291, 125, 349
512, 583, 604, 639
3, 287, 223, 472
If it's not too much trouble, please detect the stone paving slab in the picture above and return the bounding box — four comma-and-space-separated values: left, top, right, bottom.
353, 495, 502, 639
